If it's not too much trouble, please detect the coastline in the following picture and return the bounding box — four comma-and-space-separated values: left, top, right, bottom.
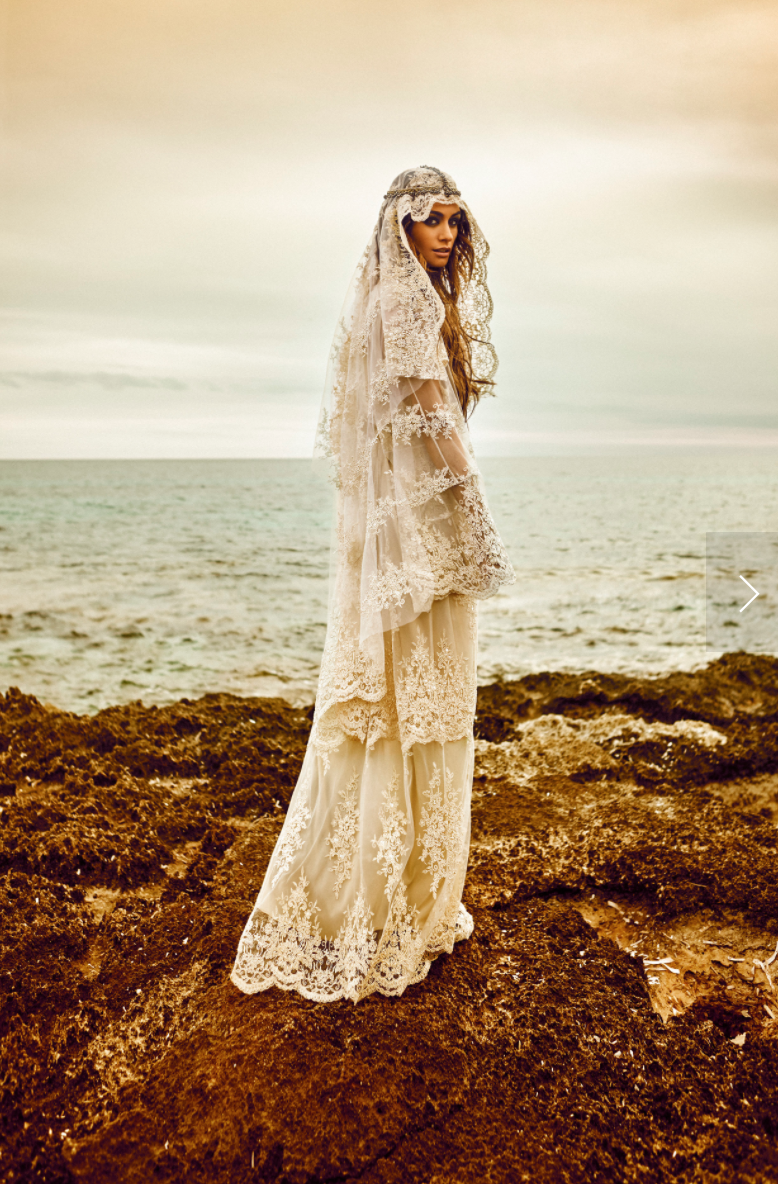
2, 651, 777, 1181
5, 450, 777, 719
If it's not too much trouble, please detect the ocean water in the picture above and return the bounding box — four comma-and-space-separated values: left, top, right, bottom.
1, 454, 776, 715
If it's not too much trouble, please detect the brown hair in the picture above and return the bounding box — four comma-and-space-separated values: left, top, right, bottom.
402, 208, 494, 417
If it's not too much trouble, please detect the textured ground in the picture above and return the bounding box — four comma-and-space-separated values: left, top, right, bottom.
1, 651, 777, 1183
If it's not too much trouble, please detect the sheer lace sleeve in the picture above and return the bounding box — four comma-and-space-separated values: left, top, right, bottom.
404, 379, 471, 481
370, 368, 514, 628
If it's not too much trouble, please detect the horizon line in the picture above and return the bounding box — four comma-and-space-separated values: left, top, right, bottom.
3, 441, 778, 463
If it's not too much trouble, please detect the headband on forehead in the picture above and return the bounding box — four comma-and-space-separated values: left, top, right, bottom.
384, 164, 461, 202
383, 183, 462, 200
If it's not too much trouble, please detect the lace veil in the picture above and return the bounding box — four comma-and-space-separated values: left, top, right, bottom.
312, 166, 515, 755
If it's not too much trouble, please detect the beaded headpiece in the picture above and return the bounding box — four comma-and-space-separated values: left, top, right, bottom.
384, 166, 461, 202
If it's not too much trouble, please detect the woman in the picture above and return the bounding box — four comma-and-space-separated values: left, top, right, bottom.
230, 166, 514, 1003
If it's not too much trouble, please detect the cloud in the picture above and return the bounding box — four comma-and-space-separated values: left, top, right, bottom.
2, 0, 777, 456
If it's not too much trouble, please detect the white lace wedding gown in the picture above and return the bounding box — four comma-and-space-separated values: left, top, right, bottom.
230, 168, 514, 1003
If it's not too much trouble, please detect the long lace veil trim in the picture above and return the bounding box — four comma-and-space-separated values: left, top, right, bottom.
312, 166, 515, 756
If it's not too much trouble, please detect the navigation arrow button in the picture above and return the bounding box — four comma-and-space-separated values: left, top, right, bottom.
739, 575, 760, 612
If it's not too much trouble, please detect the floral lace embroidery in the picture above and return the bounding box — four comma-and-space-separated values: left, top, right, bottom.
316, 695, 400, 757
458, 480, 516, 589
326, 770, 360, 898
369, 361, 392, 407
337, 437, 372, 498
361, 883, 426, 995
364, 465, 464, 542
333, 891, 378, 997
312, 627, 399, 757
312, 601, 476, 756
363, 560, 432, 615
276, 871, 321, 936
393, 402, 457, 446
230, 729, 475, 1002
230, 867, 470, 1004
418, 762, 461, 898
313, 622, 387, 735
359, 459, 514, 617
416, 520, 480, 600
232, 874, 376, 1003
270, 790, 312, 890
357, 294, 382, 357
364, 490, 400, 540
426, 901, 473, 954
395, 632, 475, 749
466, 596, 478, 643
410, 466, 464, 508
371, 774, 408, 899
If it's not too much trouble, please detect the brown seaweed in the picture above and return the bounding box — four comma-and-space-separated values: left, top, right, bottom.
1, 652, 776, 1182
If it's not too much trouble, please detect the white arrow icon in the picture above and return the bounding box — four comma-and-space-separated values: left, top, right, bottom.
739, 575, 760, 612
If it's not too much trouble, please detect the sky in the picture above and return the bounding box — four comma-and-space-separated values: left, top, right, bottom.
1, 0, 777, 457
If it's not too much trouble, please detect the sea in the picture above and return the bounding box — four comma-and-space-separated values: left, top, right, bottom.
1, 453, 776, 715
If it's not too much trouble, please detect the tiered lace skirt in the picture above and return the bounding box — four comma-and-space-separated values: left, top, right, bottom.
230, 594, 477, 1003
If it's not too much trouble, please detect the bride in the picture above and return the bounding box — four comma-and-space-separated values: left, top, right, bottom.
230, 166, 514, 1003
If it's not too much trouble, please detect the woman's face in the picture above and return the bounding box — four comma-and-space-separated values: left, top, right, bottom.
406, 202, 461, 269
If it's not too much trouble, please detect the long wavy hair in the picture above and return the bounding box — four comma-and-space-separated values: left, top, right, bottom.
402, 208, 494, 418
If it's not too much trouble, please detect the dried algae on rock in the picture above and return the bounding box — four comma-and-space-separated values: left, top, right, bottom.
1, 653, 777, 1182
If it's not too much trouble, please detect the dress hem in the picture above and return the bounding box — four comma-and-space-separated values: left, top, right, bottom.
229, 906, 474, 1005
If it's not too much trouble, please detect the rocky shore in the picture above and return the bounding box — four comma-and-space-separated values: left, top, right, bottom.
1, 652, 777, 1183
